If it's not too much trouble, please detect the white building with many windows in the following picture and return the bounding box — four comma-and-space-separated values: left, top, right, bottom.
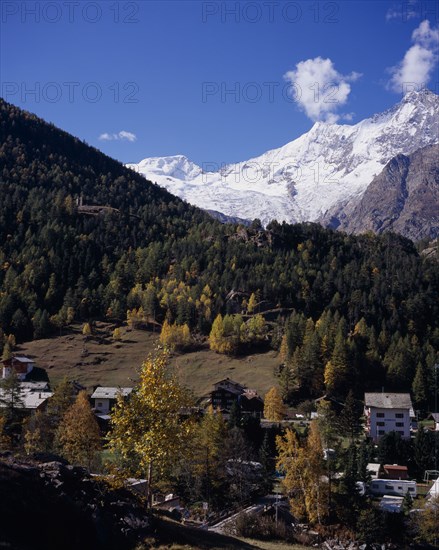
364, 393, 412, 441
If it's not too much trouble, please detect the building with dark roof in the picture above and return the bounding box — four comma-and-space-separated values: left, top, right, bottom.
211, 378, 263, 416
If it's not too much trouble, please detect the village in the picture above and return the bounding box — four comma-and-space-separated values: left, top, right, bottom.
1, 352, 438, 544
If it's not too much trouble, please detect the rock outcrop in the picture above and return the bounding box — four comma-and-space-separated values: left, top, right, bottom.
0, 453, 149, 550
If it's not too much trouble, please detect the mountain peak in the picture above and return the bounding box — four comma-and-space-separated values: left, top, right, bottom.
129, 92, 438, 229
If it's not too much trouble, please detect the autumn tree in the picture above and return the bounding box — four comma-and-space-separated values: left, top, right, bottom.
23, 410, 52, 454
277, 421, 329, 525
159, 320, 191, 351
304, 421, 329, 524
112, 327, 122, 341
107, 351, 194, 506
55, 391, 101, 469
0, 415, 11, 450
276, 428, 307, 520
263, 386, 286, 421
82, 322, 92, 337
411, 496, 439, 545
247, 292, 258, 314
26, 378, 77, 453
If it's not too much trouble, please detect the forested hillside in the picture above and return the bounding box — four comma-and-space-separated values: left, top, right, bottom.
0, 99, 438, 407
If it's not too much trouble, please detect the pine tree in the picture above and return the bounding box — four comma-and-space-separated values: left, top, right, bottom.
324, 326, 349, 397
338, 390, 363, 443
228, 400, 241, 429
0, 373, 24, 428
263, 387, 286, 421
258, 431, 274, 492
412, 362, 428, 412
55, 391, 101, 469
413, 428, 433, 480
195, 405, 228, 505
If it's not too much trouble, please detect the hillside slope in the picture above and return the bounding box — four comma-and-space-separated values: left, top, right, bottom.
323, 144, 439, 240
1, 100, 438, 404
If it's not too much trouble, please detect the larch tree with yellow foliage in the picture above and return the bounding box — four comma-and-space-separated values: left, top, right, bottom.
159, 320, 191, 351
276, 421, 329, 525
263, 386, 286, 421
276, 427, 307, 520
107, 351, 194, 506
55, 391, 101, 469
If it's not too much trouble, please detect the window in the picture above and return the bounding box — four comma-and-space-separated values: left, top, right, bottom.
97, 401, 103, 407
395, 413, 404, 418
385, 484, 393, 490
408, 487, 415, 492
378, 430, 385, 435
377, 413, 385, 418
377, 421, 385, 426
396, 422, 404, 427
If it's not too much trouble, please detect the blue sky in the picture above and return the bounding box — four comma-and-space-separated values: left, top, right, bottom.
1, 0, 438, 166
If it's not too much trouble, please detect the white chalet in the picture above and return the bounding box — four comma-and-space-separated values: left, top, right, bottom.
364, 393, 412, 441
2, 356, 35, 380
91, 386, 133, 415
0, 381, 52, 413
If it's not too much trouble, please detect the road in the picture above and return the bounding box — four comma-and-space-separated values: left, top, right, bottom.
208, 495, 282, 534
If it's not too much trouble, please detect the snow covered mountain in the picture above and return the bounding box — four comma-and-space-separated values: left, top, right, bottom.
127, 90, 439, 228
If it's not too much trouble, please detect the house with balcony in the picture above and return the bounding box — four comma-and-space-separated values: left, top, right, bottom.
210, 378, 264, 416
364, 392, 412, 441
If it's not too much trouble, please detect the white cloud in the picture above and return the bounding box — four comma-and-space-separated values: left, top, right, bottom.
412, 19, 439, 47
388, 20, 439, 93
284, 57, 361, 122
386, 0, 419, 21
98, 130, 137, 142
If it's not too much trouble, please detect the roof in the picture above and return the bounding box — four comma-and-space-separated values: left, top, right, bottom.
91, 386, 133, 399
241, 389, 263, 401
379, 496, 404, 513
429, 413, 439, 422
384, 465, 408, 471
367, 463, 381, 473
364, 392, 412, 410
21, 381, 50, 391
0, 383, 52, 410
11, 356, 35, 363
213, 378, 246, 394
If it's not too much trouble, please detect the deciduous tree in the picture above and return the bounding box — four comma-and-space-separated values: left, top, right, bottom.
263, 386, 286, 421
55, 391, 101, 469
107, 351, 194, 506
